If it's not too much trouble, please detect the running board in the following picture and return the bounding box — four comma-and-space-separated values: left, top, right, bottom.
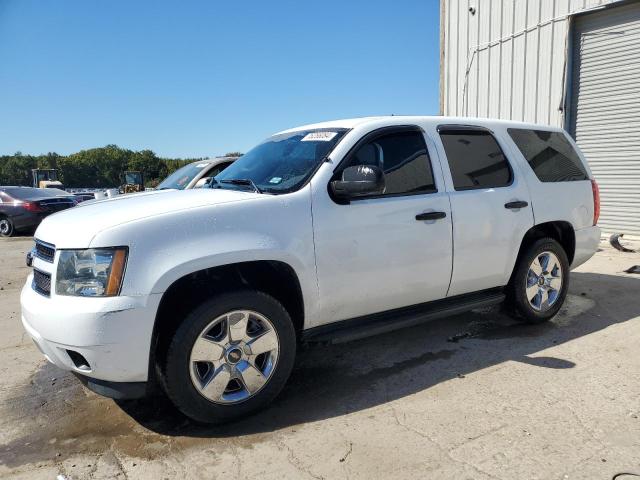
301, 288, 506, 344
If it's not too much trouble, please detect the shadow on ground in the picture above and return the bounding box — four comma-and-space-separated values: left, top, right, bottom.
2, 271, 639, 467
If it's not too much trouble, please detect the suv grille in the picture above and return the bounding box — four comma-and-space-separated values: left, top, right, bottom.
33, 269, 52, 297
34, 240, 55, 263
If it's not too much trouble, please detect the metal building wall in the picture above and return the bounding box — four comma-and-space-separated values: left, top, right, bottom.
569, 1, 640, 235
440, 0, 623, 127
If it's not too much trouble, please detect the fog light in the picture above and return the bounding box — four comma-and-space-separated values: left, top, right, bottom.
66, 350, 91, 371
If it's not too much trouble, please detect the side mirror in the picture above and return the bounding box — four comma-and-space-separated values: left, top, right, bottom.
330, 165, 385, 200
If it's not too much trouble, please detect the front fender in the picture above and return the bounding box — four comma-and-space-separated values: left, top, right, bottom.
88, 188, 319, 319
150, 245, 310, 294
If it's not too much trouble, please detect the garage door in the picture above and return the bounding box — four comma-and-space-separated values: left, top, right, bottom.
569, 1, 640, 236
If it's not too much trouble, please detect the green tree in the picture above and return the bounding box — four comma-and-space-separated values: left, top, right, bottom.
0, 153, 37, 186
0, 146, 229, 188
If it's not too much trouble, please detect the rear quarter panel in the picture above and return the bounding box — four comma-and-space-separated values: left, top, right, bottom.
498, 127, 595, 231
498, 127, 599, 268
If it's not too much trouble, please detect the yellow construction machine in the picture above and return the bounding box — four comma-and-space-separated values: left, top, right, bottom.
120, 171, 145, 194
32, 169, 64, 190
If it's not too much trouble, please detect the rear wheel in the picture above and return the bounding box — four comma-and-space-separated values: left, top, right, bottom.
507, 237, 569, 323
163, 290, 296, 424
0, 216, 14, 237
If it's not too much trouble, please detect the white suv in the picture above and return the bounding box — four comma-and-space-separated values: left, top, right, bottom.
20, 116, 601, 423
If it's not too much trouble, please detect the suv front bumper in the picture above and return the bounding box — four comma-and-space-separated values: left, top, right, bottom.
20, 274, 162, 392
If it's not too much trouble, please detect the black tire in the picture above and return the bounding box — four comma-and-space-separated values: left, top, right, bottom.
163, 290, 296, 424
506, 237, 570, 324
0, 216, 15, 237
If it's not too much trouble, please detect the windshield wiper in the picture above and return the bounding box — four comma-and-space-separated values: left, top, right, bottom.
219, 178, 262, 193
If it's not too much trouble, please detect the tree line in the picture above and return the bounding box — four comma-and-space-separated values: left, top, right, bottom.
0, 145, 241, 188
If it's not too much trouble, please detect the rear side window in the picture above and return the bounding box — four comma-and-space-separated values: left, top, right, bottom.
346, 130, 436, 196
439, 130, 512, 190
209, 162, 232, 177
508, 129, 588, 182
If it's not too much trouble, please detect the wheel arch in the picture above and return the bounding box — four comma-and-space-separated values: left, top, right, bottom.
509, 221, 576, 283
148, 260, 305, 385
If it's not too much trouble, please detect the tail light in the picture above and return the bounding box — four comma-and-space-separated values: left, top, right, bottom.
23, 201, 46, 213
591, 179, 600, 226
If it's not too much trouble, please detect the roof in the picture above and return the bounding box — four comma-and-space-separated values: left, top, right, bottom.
275, 115, 567, 135
275, 117, 388, 134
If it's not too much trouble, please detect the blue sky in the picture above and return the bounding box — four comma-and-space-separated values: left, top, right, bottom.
0, 0, 441, 158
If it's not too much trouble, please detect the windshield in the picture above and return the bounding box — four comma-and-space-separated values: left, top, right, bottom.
157, 161, 211, 190
214, 128, 348, 194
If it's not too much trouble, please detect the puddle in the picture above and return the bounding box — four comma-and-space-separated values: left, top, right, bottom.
0, 363, 183, 468
0, 341, 461, 470
446, 294, 596, 342
551, 294, 596, 326
0, 293, 597, 469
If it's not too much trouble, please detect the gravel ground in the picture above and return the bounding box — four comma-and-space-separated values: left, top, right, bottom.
1, 235, 640, 480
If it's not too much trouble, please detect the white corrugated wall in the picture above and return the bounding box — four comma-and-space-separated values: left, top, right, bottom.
569, 1, 640, 235
440, 0, 624, 126
441, 0, 639, 236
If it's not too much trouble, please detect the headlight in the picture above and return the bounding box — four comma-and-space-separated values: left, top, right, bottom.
56, 248, 128, 297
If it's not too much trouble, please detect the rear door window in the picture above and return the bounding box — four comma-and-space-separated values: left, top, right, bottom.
439, 129, 512, 190
208, 162, 232, 178
508, 129, 588, 182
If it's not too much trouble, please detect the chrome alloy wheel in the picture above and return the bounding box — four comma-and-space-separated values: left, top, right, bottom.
189, 310, 280, 404
526, 251, 563, 312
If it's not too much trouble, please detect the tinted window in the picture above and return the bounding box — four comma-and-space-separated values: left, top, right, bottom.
207, 162, 232, 178
191, 163, 234, 189
508, 129, 588, 182
439, 130, 512, 190
346, 130, 435, 196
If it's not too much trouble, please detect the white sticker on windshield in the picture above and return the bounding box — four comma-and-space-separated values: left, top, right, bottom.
195, 163, 208, 168
301, 131, 338, 142
269, 177, 282, 184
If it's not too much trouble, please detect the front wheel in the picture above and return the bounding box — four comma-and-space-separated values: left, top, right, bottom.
507, 237, 570, 323
163, 290, 296, 424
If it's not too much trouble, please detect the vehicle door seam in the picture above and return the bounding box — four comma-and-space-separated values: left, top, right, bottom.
422, 127, 456, 297
308, 182, 321, 302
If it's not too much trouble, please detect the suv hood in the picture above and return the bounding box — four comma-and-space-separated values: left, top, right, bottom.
35, 189, 262, 248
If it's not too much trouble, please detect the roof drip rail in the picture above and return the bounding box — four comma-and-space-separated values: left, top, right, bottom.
437, 124, 495, 134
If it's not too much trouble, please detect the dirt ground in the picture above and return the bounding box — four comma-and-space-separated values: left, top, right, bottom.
1, 235, 640, 480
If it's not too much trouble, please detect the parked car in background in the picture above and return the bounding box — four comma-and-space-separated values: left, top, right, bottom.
72, 192, 98, 203
156, 156, 237, 190
0, 186, 77, 237
20, 116, 600, 424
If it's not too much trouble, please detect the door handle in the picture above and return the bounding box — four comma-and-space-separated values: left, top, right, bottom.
504, 201, 528, 209
415, 211, 447, 221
